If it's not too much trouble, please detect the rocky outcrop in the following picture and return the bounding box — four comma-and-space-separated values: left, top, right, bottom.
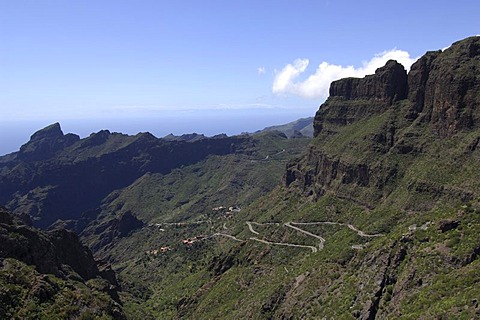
421, 37, 480, 136
17, 122, 80, 161
85, 211, 144, 253
117, 211, 143, 237
406, 37, 480, 135
0, 207, 125, 319
314, 61, 408, 137
316, 36, 480, 138
288, 36, 480, 206
285, 147, 370, 193
329, 60, 408, 104
0, 206, 109, 281
406, 50, 441, 116
285, 144, 400, 207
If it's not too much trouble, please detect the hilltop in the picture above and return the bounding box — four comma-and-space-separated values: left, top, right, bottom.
256, 117, 314, 138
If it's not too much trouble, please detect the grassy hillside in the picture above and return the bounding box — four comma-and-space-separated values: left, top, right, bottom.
75, 132, 311, 318
99, 37, 480, 319
0, 259, 124, 320
0, 207, 125, 319
109, 121, 480, 318
98, 111, 480, 319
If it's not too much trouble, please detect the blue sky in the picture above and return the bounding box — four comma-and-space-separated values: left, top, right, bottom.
0, 0, 479, 153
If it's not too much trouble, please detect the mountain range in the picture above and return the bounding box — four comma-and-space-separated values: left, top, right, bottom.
1, 36, 479, 319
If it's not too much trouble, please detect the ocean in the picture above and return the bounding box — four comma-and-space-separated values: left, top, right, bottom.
0, 108, 314, 155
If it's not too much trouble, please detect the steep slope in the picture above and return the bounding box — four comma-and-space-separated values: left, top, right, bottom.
0, 206, 125, 319
286, 36, 480, 214
131, 36, 480, 319
76, 132, 310, 317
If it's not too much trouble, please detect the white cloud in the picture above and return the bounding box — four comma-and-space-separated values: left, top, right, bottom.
257, 66, 266, 75
272, 49, 419, 100
272, 59, 309, 94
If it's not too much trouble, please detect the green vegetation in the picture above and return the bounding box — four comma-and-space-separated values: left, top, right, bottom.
0, 259, 121, 320
102, 85, 480, 318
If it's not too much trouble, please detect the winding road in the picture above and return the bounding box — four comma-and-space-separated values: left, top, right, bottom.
242, 220, 382, 253
246, 221, 260, 235
250, 148, 286, 163
246, 221, 280, 235
284, 222, 325, 250
150, 218, 383, 254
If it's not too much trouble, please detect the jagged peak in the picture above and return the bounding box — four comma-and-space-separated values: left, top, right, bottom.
18, 123, 80, 161
29, 122, 64, 141
134, 131, 157, 141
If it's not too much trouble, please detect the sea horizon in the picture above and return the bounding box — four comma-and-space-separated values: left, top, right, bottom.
0, 108, 314, 155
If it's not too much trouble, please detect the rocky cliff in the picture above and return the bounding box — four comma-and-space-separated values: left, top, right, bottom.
420, 38, 480, 136
0, 206, 125, 319
0, 206, 115, 282
286, 36, 480, 208
320, 36, 480, 137
329, 60, 408, 104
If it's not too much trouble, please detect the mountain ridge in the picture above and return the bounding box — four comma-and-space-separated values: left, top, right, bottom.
256, 117, 314, 138
0, 125, 255, 229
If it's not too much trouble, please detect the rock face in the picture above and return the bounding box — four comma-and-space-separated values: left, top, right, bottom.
0, 206, 125, 319
315, 36, 480, 138
405, 38, 480, 136
0, 206, 105, 280
406, 50, 441, 115
85, 211, 144, 253
313, 61, 408, 137
285, 147, 373, 200
287, 36, 480, 205
421, 37, 480, 136
329, 60, 408, 104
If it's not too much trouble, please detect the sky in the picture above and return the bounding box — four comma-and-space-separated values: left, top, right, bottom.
1, 0, 479, 154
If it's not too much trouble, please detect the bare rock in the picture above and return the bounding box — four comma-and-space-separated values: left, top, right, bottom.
329, 60, 408, 105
